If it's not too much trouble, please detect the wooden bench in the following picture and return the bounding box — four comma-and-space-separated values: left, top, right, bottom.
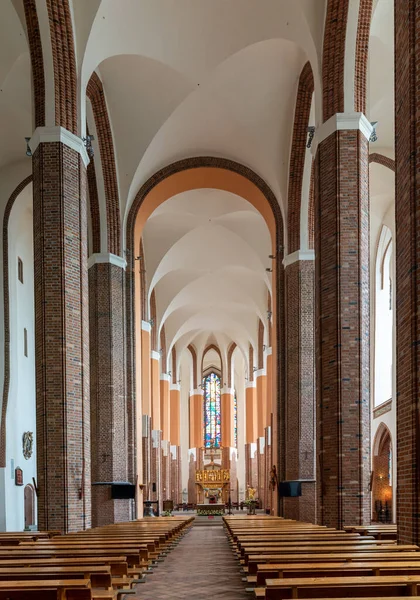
246, 549, 420, 574
261, 574, 420, 599
253, 560, 420, 585
0, 556, 129, 576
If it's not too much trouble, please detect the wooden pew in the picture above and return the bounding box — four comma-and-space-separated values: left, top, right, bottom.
0, 556, 129, 576
247, 550, 420, 575
253, 560, 420, 586
261, 574, 420, 599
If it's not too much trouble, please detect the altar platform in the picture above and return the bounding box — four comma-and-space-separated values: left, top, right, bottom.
196, 503, 225, 516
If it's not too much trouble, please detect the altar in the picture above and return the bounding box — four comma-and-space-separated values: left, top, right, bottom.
197, 503, 225, 516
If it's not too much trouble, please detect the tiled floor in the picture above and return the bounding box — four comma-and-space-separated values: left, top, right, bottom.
132, 523, 249, 599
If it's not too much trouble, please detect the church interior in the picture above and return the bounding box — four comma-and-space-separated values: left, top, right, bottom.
0, 0, 419, 598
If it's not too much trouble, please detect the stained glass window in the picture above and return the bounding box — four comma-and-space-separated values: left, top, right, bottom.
203, 372, 221, 448
233, 390, 238, 448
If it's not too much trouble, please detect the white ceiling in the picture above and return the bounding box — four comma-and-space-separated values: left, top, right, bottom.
0, 0, 395, 377
142, 189, 271, 366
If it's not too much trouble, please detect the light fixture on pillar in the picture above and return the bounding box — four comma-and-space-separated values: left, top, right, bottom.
148, 318, 154, 327
307, 126, 315, 149
83, 134, 95, 158
269, 254, 276, 260
168, 371, 171, 377
267, 310, 272, 321
370, 122, 378, 143
25, 138, 32, 157
262, 344, 266, 351
265, 267, 272, 273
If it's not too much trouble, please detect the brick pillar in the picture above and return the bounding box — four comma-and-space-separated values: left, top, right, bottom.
284, 256, 316, 522
31, 131, 91, 532
395, 0, 420, 545
89, 255, 130, 525
314, 115, 371, 528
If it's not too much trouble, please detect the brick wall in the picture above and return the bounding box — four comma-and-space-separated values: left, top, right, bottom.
89, 262, 130, 525
33, 143, 91, 532
285, 260, 316, 522
394, 0, 420, 545
315, 130, 370, 527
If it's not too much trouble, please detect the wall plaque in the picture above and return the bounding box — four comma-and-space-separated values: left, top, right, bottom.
15, 467, 23, 486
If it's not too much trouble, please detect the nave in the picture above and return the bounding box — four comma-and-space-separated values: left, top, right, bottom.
134, 520, 248, 600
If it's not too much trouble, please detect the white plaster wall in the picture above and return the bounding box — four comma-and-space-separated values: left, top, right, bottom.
370, 198, 396, 522
4, 186, 36, 530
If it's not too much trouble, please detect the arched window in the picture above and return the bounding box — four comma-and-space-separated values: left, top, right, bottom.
203, 372, 221, 448
233, 390, 238, 448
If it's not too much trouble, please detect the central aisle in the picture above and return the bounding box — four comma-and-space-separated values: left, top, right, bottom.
133, 521, 249, 599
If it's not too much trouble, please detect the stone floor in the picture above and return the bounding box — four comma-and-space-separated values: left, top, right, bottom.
132, 522, 249, 599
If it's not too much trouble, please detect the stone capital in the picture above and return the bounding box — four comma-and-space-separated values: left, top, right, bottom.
315, 112, 374, 148
29, 126, 90, 167
88, 253, 126, 270
283, 249, 315, 267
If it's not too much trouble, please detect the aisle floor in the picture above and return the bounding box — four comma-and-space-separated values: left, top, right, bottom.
132, 523, 249, 599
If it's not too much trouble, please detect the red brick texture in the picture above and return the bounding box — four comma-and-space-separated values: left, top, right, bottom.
0, 176, 33, 468
86, 151, 101, 254
257, 320, 264, 370
284, 260, 316, 523
171, 347, 177, 385
308, 162, 315, 250
369, 153, 395, 172
45, 0, 77, 133
33, 143, 91, 532
322, 0, 348, 121
394, 0, 420, 545
314, 130, 370, 528
89, 262, 130, 525
248, 344, 254, 382
23, 0, 45, 128
288, 62, 314, 254
86, 73, 121, 256
354, 0, 373, 114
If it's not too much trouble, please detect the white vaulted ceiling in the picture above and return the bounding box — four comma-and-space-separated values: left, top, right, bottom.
142, 189, 271, 367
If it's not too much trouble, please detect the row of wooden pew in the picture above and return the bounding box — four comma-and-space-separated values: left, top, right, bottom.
223, 515, 418, 599
0, 515, 193, 599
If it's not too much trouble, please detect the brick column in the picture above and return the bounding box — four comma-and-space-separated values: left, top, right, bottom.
284, 253, 316, 522
314, 114, 371, 528
88, 254, 130, 525
395, 0, 420, 545
30, 128, 91, 532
